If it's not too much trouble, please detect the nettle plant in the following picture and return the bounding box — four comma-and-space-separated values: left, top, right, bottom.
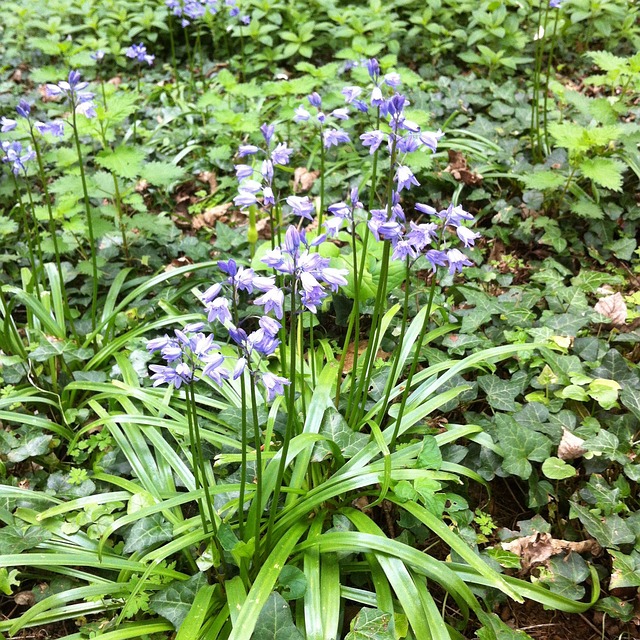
1, 60, 602, 639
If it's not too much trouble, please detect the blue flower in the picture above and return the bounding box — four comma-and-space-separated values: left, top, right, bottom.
34, 121, 65, 138
446, 248, 473, 274
1, 140, 35, 175
91, 50, 106, 62
286, 195, 315, 221
254, 287, 285, 319
307, 92, 322, 108
360, 130, 384, 154
419, 129, 444, 152
0, 117, 16, 133
323, 128, 350, 148
262, 372, 290, 402
395, 165, 419, 191
271, 142, 293, 165
16, 100, 31, 119
126, 43, 155, 65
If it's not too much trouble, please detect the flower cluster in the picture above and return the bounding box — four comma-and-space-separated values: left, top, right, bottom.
1, 140, 35, 175
165, 0, 250, 27
126, 43, 155, 66
294, 91, 351, 150
45, 71, 96, 119
262, 226, 348, 313
233, 123, 292, 210
147, 322, 229, 388
324, 186, 363, 237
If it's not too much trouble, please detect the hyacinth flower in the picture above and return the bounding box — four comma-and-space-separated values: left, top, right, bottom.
233, 123, 294, 247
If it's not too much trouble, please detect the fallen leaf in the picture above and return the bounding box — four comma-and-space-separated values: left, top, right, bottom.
557, 428, 587, 461
191, 203, 234, 230
198, 171, 218, 194
594, 292, 627, 325
502, 532, 601, 573
14, 591, 35, 606
165, 256, 194, 274
444, 150, 483, 186
293, 167, 320, 192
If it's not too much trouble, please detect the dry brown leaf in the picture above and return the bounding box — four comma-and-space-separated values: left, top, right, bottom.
14, 591, 35, 606
444, 150, 483, 186
558, 428, 587, 461
107, 76, 122, 87
594, 292, 627, 325
198, 171, 218, 194
164, 256, 194, 274
340, 341, 390, 373
502, 532, 601, 573
293, 167, 320, 192
135, 179, 149, 193
192, 203, 234, 230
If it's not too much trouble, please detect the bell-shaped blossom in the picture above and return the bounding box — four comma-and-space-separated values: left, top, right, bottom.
0, 117, 16, 132
126, 43, 155, 65
446, 248, 474, 274
323, 129, 350, 148
35, 121, 65, 138
456, 226, 481, 247
286, 195, 315, 221
419, 129, 444, 152
395, 165, 419, 191
262, 372, 290, 402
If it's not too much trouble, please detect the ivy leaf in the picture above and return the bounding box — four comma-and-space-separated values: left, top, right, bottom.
96, 145, 145, 179
123, 514, 173, 553
0, 568, 20, 595
541, 457, 576, 480
609, 551, 640, 589
587, 379, 621, 410
253, 592, 303, 640
312, 408, 369, 462
620, 387, 640, 421
345, 607, 395, 640
7, 434, 53, 462
141, 161, 187, 187
276, 566, 307, 600
0, 525, 50, 554
569, 503, 634, 549
476, 611, 532, 640
478, 375, 521, 412
579, 157, 625, 192
416, 435, 443, 470
495, 414, 552, 479
591, 349, 639, 388
149, 573, 208, 630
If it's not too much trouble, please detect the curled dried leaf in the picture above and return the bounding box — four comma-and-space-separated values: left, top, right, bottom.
558, 428, 587, 461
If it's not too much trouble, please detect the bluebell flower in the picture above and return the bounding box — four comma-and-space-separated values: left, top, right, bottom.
235, 164, 254, 180
262, 372, 290, 402
308, 92, 322, 108
419, 129, 444, 152
205, 297, 232, 324
34, 121, 65, 138
330, 107, 349, 120
202, 353, 230, 385
408, 222, 439, 251
150, 363, 193, 388
456, 226, 481, 247
286, 195, 315, 220
366, 58, 380, 81
395, 165, 419, 191
446, 248, 473, 274
1, 140, 35, 175
383, 72, 401, 88
360, 130, 384, 154
323, 128, 350, 148
91, 50, 106, 62
254, 288, 285, 319
16, 100, 31, 119
425, 249, 449, 271
293, 105, 311, 122
201, 283, 222, 303
271, 142, 293, 165
45, 71, 96, 118
126, 43, 155, 65
342, 86, 362, 103
260, 123, 275, 146
392, 239, 418, 261
1, 117, 16, 132
234, 191, 258, 208
549, 0, 563, 7
238, 144, 260, 157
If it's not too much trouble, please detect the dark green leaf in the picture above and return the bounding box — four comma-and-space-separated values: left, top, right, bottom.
252, 592, 303, 640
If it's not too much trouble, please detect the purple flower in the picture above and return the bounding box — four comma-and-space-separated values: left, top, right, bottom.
91, 50, 106, 62
286, 195, 315, 220
1, 117, 16, 132
271, 142, 293, 165
235, 164, 254, 180
366, 58, 380, 81
262, 372, 290, 401
254, 287, 285, 319
34, 121, 65, 138
383, 72, 401, 88
323, 128, 350, 148
75, 102, 96, 118
201, 283, 222, 303
147, 335, 172, 352
456, 226, 481, 248
360, 130, 384, 154
371, 86, 384, 107
320, 267, 348, 292
446, 248, 473, 274
238, 144, 260, 157
415, 203, 437, 216
396, 135, 420, 154
16, 100, 31, 119
1, 140, 35, 175
330, 107, 349, 120
205, 297, 232, 324
308, 92, 322, 108
425, 249, 448, 272
234, 191, 258, 208
408, 222, 439, 250
549, 0, 563, 7
260, 123, 275, 146
395, 165, 419, 191
293, 105, 311, 122
342, 86, 362, 103
150, 363, 192, 388
263, 186, 275, 205
126, 43, 154, 65
392, 240, 418, 261
202, 353, 230, 385
419, 129, 444, 152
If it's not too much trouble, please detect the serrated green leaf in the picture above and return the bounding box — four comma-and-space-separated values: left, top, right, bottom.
142, 161, 187, 187
570, 199, 603, 220
96, 145, 146, 179
580, 157, 625, 191
520, 171, 566, 190
0, 568, 20, 595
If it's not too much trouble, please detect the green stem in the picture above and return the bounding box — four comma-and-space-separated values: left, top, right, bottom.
249, 375, 262, 569
542, 10, 560, 153
70, 109, 98, 337
12, 175, 41, 297
239, 374, 247, 538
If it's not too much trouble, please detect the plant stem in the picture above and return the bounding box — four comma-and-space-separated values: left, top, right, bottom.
70, 110, 98, 336
249, 375, 262, 569
542, 9, 560, 153
12, 175, 41, 297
